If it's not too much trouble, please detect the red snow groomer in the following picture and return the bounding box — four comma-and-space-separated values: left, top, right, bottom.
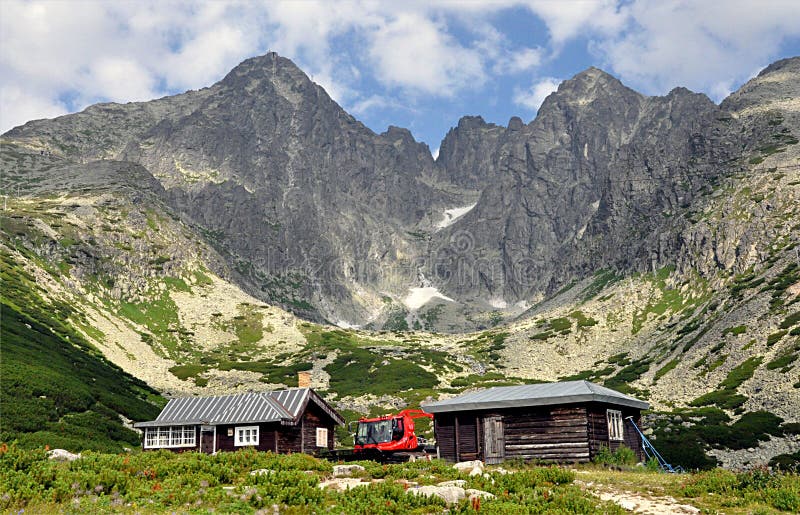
324, 409, 435, 463
353, 409, 433, 454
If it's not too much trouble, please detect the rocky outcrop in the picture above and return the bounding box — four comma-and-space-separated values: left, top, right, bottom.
3, 53, 799, 331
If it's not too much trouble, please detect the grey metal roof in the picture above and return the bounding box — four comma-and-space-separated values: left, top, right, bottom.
422, 380, 649, 413
270, 388, 345, 425
269, 388, 308, 418
134, 388, 343, 428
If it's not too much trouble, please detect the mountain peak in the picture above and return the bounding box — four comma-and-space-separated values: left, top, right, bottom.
219, 52, 314, 91
756, 55, 800, 78
721, 55, 800, 113
572, 66, 633, 91
226, 52, 300, 75
539, 65, 641, 114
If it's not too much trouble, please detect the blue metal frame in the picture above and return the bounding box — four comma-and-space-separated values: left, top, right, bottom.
625, 416, 684, 473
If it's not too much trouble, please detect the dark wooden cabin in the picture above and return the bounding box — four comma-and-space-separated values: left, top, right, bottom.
133, 388, 344, 454
423, 380, 648, 464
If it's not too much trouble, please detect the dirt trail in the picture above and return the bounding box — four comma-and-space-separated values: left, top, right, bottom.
575, 479, 700, 514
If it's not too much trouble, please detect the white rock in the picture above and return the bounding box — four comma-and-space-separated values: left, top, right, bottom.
453, 460, 484, 472
437, 479, 466, 487
318, 478, 369, 491
409, 485, 466, 505
469, 467, 483, 477
47, 449, 81, 462
333, 464, 365, 477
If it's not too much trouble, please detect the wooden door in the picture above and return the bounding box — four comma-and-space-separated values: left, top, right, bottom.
483, 416, 505, 464
200, 428, 215, 454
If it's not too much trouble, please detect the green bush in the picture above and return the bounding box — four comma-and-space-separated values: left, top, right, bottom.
690, 356, 763, 410
592, 445, 638, 467
654, 359, 679, 381
722, 325, 747, 336
779, 311, 800, 330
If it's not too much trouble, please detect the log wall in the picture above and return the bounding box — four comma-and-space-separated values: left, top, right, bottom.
501, 406, 590, 462
434, 415, 456, 460
433, 402, 645, 464
433, 414, 480, 462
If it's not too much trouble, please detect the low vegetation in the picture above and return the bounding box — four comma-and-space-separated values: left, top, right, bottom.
0, 447, 626, 514
690, 356, 763, 410
649, 408, 787, 470
2, 447, 798, 514
0, 251, 163, 453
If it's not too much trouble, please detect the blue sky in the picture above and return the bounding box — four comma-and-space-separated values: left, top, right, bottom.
2, 1, 800, 153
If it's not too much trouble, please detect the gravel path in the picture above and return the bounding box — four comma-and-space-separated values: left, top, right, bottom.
575, 480, 700, 514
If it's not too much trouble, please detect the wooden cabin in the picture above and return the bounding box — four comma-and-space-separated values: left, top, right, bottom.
423, 380, 648, 464
133, 388, 344, 454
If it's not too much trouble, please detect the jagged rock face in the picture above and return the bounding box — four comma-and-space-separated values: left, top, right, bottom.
435, 116, 507, 191
4, 54, 799, 330
7, 53, 455, 323
427, 63, 799, 306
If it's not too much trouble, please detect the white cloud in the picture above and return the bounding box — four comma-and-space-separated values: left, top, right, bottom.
349, 95, 394, 115
513, 77, 561, 112
1, 0, 798, 135
501, 47, 544, 74
525, 0, 625, 47
596, 0, 800, 98
0, 85, 66, 132
90, 57, 158, 103
367, 12, 485, 95
161, 24, 253, 91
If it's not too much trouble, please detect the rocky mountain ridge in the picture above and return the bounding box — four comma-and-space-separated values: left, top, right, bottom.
2, 54, 799, 466
7, 54, 796, 331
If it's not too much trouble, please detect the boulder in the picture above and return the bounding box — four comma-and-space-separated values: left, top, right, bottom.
47, 449, 81, 462
409, 485, 466, 505
333, 464, 365, 477
453, 460, 484, 472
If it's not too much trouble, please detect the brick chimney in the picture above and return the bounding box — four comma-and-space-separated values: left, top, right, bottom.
297, 371, 311, 388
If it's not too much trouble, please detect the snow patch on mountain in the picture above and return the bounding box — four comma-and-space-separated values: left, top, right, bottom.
403, 287, 455, 310
435, 203, 477, 229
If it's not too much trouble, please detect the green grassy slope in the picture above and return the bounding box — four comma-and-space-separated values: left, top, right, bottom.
0, 250, 163, 452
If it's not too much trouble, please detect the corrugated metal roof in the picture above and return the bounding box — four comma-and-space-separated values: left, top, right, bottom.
422, 380, 649, 413
268, 388, 309, 418
134, 388, 341, 428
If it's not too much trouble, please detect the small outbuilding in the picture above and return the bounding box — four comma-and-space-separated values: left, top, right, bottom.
133, 388, 344, 454
423, 380, 649, 464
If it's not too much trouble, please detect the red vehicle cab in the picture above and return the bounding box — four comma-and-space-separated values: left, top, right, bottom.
353, 409, 432, 452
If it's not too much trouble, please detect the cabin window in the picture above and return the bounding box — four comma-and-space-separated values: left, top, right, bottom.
144, 426, 196, 448
235, 426, 259, 446
606, 410, 624, 441
316, 427, 328, 447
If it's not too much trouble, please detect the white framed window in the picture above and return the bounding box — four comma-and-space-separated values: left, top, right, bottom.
607, 410, 624, 441
316, 427, 328, 447
144, 426, 197, 448
235, 425, 259, 446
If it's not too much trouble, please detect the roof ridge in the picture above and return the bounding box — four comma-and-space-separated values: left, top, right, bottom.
260, 392, 294, 418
